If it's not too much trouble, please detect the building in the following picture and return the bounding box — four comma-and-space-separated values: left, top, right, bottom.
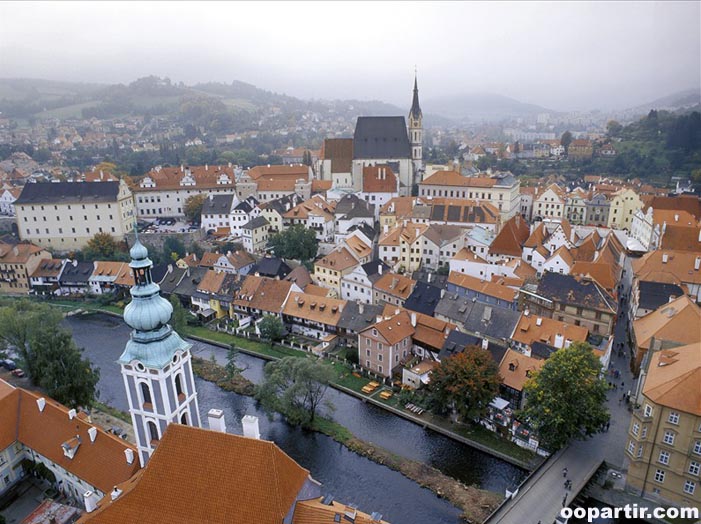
608, 188, 643, 231
341, 260, 388, 304
632, 250, 701, 304
282, 292, 346, 339
625, 341, 701, 507
318, 138, 353, 185
233, 274, 297, 320
532, 184, 566, 220
567, 139, 593, 160
510, 312, 589, 357
498, 349, 545, 409
241, 216, 270, 254
118, 236, 202, 466
201, 194, 236, 232
585, 193, 611, 227
314, 247, 361, 297
631, 281, 687, 320
373, 272, 416, 307
359, 165, 399, 220
29, 258, 67, 295
0, 380, 140, 507
0, 241, 49, 295
0, 187, 21, 215
15, 180, 135, 251
446, 271, 519, 310
358, 311, 414, 378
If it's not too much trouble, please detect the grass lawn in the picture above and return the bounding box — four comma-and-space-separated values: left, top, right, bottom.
182, 326, 307, 360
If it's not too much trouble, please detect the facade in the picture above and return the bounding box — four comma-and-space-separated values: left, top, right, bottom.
359, 165, 399, 220
585, 193, 611, 227
118, 236, 201, 466
608, 188, 643, 231
314, 247, 360, 297
341, 260, 388, 304
0, 187, 21, 215
0, 241, 49, 295
282, 292, 346, 339
201, 194, 236, 232
532, 184, 566, 220
373, 272, 416, 307
241, 216, 270, 254
15, 180, 135, 251
625, 342, 701, 507
358, 311, 414, 378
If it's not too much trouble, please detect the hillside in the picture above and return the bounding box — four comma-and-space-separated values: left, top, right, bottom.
423, 93, 554, 122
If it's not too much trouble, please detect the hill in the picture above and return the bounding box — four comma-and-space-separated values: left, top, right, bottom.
423, 93, 554, 122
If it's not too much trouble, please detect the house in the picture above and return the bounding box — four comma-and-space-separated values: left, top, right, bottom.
446, 271, 519, 310
333, 194, 374, 242
465, 226, 496, 259
565, 188, 589, 225
89, 261, 127, 295
421, 224, 465, 270
0, 241, 50, 295
169, 266, 209, 309
0, 187, 21, 215
510, 312, 589, 357
230, 196, 261, 238
251, 256, 292, 279
532, 184, 566, 220
336, 301, 384, 349
241, 216, 270, 254
372, 272, 416, 307
378, 222, 428, 272
57, 260, 95, 296
631, 295, 701, 371
585, 193, 611, 227
631, 281, 687, 319
567, 139, 593, 160
402, 360, 439, 389
341, 260, 389, 304
342, 231, 374, 264
488, 215, 530, 263
498, 349, 545, 409
608, 188, 643, 231
314, 247, 361, 297
282, 292, 346, 339
0, 380, 140, 507
284, 265, 314, 291
438, 329, 508, 367
359, 165, 399, 220
212, 250, 256, 275
15, 180, 135, 250
233, 274, 297, 321
318, 138, 353, 186
624, 341, 701, 507
358, 311, 414, 378
283, 195, 335, 242
403, 280, 443, 317
632, 250, 701, 304
259, 193, 305, 233
29, 258, 67, 295
201, 194, 235, 232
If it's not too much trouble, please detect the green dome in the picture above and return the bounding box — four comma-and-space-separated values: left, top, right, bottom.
129, 238, 149, 262
123, 291, 173, 332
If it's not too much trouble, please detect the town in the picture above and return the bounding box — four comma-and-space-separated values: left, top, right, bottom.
0, 3, 700, 523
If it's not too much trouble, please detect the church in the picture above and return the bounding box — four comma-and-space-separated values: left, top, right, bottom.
320, 75, 423, 196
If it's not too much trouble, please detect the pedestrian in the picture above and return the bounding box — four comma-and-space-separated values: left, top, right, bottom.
621, 382, 624, 388
562, 467, 568, 478
562, 494, 568, 507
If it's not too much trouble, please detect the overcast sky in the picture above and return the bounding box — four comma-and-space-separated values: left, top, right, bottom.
1, 1, 699, 111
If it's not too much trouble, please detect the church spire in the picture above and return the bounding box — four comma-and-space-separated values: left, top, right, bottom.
410, 71, 422, 121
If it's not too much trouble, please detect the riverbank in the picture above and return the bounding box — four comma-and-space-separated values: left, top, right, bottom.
192, 353, 502, 523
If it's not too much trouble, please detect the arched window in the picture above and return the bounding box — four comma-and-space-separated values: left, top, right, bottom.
140, 382, 152, 408
175, 374, 185, 401
180, 412, 188, 426
147, 421, 159, 443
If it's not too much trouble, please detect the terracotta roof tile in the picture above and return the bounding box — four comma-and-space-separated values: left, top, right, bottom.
321, 138, 353, 173
282, 292, 346, 327
234, 275, 293, 314
362, 165, 398, 193
315, 247, 359, 272
292, 497, 389, 524
633, 250, 701, 286
511, 313, 589, 347
447, 271, 518, 302
420, 170, 497, 187
498, 349, 545, 392
247, 164, 309, 181
633, 295, 701, 351
137, 165, 236, 191
373, 273, 416, 300
490, 216, 530, 257
643, 341, 701, 416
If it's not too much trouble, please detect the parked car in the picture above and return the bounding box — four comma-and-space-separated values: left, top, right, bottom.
11, 368, 25, 378
0, 359, 17, 371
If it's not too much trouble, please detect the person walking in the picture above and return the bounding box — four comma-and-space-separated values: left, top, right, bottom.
562, 467, 568, 478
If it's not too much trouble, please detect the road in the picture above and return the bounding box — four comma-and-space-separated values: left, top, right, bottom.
488, 257, 636, 524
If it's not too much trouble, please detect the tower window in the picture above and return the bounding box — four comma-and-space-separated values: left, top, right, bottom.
147, 421, 159, 443
140, 382, 153, 409
175, 374, 185, 402
180, 412, 189, 426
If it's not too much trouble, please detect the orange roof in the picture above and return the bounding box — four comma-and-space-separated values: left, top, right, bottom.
646, 195, 701, 219
0, 242, 45, 264
633, 295, 701, 351
344, 235, 372, 260
379, 222, 428, 247
642, 341, 701, 416
79, 424, 310, 524
91, 261, 126, 279
113, 265, 135, 287
633, 250, 701, 286
0, 381, 139, 494
362, 310, 415, 345
303, 284, 332, 297
315, 247, 359, 272
523, 223, 546, 248
29, 258, 65, 278
490, 216, 530, 257
247, 164, 309, 181
137, 165, 236, 191
292, 497, 389, 524
363, 165, 398, 193
84, 170, 119, 182
660, 223, 701, 252
373, 273, 416, 300
199, 252, 222, 268
499, 349, 545, 392
320, 138, 353, 173
652, 209, 696, 228
179, 253, 198, 268
311, 179, 332, 192
447, 271, 518, 303
452, 247, 488, 263
548, 245, 575, 267
420, 170, 497, 187
377, 305, 455, 349
570, 261, 617, 291
283, 195, 335, 220
282, 292, 346, 326
234, 275, 293, 314
256, 178, 297, 192
197, 269, 227, 294
512, 313, 589, 347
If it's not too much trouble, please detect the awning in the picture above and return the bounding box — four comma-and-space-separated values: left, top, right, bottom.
198, 308, 216, 318
490, 397, 510, 410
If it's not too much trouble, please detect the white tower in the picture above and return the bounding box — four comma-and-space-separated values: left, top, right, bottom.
119, 234, 201, 467
408, 72, 424, 184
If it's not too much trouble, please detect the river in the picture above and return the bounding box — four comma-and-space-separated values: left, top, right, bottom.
65, 313, 527, 524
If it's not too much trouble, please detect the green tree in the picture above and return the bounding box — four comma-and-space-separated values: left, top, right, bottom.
183, 194, 207, 224
255, 356, 335, 424
0, 301, 62, 366
560, 130, 573, 153
28, 325, 100, 408
83, 232, 125, 261
162, 236, 186, 262
269, 224, 318, 262
521, 342, 609, 451
225, 346, 247, 379
258, 315, 285, 346
606, 120, 623, 137
428, 348, 501, 421
169, 295, 188, 334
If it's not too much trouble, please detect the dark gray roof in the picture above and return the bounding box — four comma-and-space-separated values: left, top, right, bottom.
242, 216, 269, 230
335, 194, 373, 219
361, 260, 390, 283
252, 257, 291, 279
536, 272, 616, 312
411, 269, 449, 290
530, 341, 556, 361
202, 194, 235, 215
404, 281, 443, 316
435, 292, 520, 341
638, 281, 686, 312
439, 329, 507, 365
337, 301, 384, 332
58, 261, 94, 284
264, 193, 304, 215
353, 117, 411, 159
347, 223, 377, 241
15, 181, 121, 205
172, 267, 209, 298
151, 263, 170, 285
158, 267, 188, 295
409, 75, 422, 121
234, 196, 259, 213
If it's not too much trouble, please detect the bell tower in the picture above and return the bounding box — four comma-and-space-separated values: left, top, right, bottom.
408, 71, 423, 183
119, 233, 201, 466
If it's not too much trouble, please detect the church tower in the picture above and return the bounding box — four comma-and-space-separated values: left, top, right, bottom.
119, 234, 201, 467
408, 72, 424, 182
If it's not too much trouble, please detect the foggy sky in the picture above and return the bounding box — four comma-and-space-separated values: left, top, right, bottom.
1, 1, 699, 112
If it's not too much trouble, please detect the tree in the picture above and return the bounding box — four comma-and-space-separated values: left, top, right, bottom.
82, 232, 125, 261
225, 346, 247, 378
269, 224, 318, 262
258, 315, 285, 346
428, 348, 501, 421
28, 325, 100, 408
255, 357, 335, 424
606, 120, 623, 137
521, 342, 609, 451
560, 131, 573, 152
169, 295, 188, 334
0, 301, 62, 366
162, 236, 186, 262
183, 194, 207, 224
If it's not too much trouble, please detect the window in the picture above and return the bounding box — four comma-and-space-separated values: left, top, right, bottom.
140, 382, 153, 408
658, 450, 670, 465
175, 374, 185, 401
684, 480, 696, 495
366, 338, 370, 346
180, 412, 188, 425
668, 411, 680, 425
632, 422, 640, 436
628, 441, 635, 454
694, 441, 701, 455
654, 469, 665, 483
663, 431, 675, 446
147, 421, 159, 443
378, 365, 383, 373
366, 349, 371, 356
689, 461, 700, 476
644, 404, 653, 417
637, 445, 643, 458
641, 426, 648, 439
378, 354, 382, 362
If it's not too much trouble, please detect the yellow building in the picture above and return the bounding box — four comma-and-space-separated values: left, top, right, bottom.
313, 247, 360, 298
625, 341, 701, 507
0, 241, 49, 295
607, 187, 643, 230
378, 222, 428, 273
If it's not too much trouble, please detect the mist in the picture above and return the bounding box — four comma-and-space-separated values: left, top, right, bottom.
0, 1, 699, 111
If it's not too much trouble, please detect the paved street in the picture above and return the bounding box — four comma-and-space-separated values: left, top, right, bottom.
489, 257, 636, 524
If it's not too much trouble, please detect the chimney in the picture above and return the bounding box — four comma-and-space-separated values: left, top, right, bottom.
68, 408, 77, 420
674, 213, 679, 222
378, 264, 383, 275
695, 256, 701, 271
376, 315, 383, 324
88, 427, 98, 443
205, 164, 209, 171
358, 302, 364, 314
482, 338, 489, 350
180, 164, 184, 172
36, 397, 46, 412
662, 253, 668, 264
394, 308, 400, 316
554, 333, 564, 349
83, 491, 99, 513
242, 415, 261, 439
110, 487, 123, 501
208, 409, 227, 433
410, 312, 417, 327
124, 448, 134, 465
536, 317, 543, 326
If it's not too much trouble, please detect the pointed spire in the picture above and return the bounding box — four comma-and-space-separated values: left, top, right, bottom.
410, 70, 422, 121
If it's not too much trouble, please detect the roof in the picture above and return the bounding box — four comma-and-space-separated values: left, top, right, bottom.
59, 261, 95, 284
197, 269, 227, 294
447, 271, 518, 303
439, 330, 508, 367
633, 295, 701, 351
90, 261, 126, 281
283, 292, 346, 326
292, 497, 389, 524
202, 194, 235, 215
15, 181, 122, 205
373, 273, 416, 300
420, 171, 497, 188
570, 261, 617, 292
637, 281, 687, 313
642, 341, 701, 416
246, 164, 310, 181
434, 293, 521, 341
403, 281, 443, 316
83, 170, 119, 183
158, 266, 188, 295
632, 250, 701, 286
379, 222, 428, 247
0, 381, 139, 495
422, 224, 465, 246
646, 194, 701, 219
315, 247, 359, 272
285, 266, 313, 289
303, 284, 332, 297
137, 165, 235, 191
353, 116, 411, 159
335, 194, 373, 219
234, 275, 293, 314
0, 241, 45, 264
660, 223, 701, 252
172, 266, 209, 298
252, 256, 292, 279
344, 235, 372, 261
79, 424, 311, 524
499, 349, 545, 392
362, 165, 398, 193
199, 252, 221, 268
242, 216, 269, 230
283, 195, 335, 221
361, 311, 415, 345
536, 272, 616, 312
336, 301, 384, 333
490, 216, 530, 257
511, 313, 589, 348
30, 258, 65, 278
321, 138, 353, 173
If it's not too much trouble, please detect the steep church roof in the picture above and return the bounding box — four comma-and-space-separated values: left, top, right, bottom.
409, 74, 422, 121
353, 116, 411, 159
